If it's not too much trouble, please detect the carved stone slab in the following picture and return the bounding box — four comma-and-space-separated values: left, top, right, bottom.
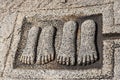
3, 4, 114, 79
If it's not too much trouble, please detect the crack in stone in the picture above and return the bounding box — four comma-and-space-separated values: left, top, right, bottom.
1, 13, 18, 77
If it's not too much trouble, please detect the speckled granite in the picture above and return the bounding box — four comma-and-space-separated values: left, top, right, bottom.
0, 0, 120, 80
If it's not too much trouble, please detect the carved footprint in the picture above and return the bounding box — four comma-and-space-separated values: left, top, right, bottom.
19, 27, 40, 64
57, 21, 77, 66
77, 19, 98, 66
36, 26, 55, 65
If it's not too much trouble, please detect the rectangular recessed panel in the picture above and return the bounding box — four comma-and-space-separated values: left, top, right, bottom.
4, 4, 114, 79
14, 14, 102, 70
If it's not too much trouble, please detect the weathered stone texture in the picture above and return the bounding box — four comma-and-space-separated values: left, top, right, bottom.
0, 0, 114, 12
0, 13, 17, 76
113, 40, 120, 80
114, 0, 120, 25
0, 0, 120, 80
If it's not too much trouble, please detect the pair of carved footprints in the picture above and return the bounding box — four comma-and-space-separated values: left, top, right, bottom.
19, 19, 98, 66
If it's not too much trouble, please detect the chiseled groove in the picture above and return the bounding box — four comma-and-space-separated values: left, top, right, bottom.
103, 33, 120, 40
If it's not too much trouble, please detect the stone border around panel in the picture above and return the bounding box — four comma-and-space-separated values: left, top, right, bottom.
3, 4, 114, 79
0, 13, 18, 77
